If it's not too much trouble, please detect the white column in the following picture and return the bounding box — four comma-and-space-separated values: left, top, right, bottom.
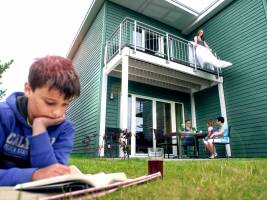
171, 102, 177, 156
98, 70, 108, 157
152, 100, 157, 149
119, 55, 129, 158
218, 83, 228, 123
218, 83, 231, 157
120, 55, 129, 130
190, 90, 197, 129
130, 95, 136, 156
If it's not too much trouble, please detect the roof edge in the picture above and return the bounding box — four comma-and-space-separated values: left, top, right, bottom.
67, 0, 105, 59
182, 0, 234, 35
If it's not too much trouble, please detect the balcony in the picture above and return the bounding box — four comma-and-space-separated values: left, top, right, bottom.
104, 18, 222, 94
105, 18, 221, 74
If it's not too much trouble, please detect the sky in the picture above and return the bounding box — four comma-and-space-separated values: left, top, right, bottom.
0, 0, 92, 99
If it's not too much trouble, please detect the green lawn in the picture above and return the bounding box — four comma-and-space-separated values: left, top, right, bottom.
69, 156, 267, 200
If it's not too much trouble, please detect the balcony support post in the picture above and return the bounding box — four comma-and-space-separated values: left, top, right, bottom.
190, 89, 197, 129
218, 82, 231, 157
120, 54, 129, 157
120, 55, 129, 131
218, 83, 227, 123
99, 70, 108, 157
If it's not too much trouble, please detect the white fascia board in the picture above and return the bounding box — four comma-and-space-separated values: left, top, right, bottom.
67, 0, 105, 59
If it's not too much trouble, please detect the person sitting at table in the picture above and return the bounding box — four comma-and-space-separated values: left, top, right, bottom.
181, 120, 195, 157
205, 116, 229, 159
203, 119, 216, 151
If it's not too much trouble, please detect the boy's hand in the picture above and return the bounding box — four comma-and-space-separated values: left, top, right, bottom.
32, 163, 71, 181
32, 116, 65, 136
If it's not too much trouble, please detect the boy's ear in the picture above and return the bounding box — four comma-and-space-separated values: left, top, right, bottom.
24, 82, 32, 97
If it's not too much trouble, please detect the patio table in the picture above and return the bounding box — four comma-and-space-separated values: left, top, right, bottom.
177, 132, 207, 158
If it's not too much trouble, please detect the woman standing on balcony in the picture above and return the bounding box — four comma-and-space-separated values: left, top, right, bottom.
194, 29, 212, 51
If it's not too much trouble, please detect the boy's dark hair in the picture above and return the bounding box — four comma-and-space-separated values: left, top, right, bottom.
28, 55, 80, 99
217, 116, 224, 123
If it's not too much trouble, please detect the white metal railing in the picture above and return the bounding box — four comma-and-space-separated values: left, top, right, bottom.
106, 18, 220, 74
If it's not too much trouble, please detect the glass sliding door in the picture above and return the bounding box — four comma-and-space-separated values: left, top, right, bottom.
156, 101, 172, 154
135, 98, 153, 154
128, 95, 184, 156
175, 103, 184, 130
156, 101, 172, 134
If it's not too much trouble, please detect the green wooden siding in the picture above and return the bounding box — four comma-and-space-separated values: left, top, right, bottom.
197, 0, 267, 157
195, 86, 221, 130
106, 77, 191, 126
194, 86, 222, 157
67, 5, 106, 156
68, 0, 267, 158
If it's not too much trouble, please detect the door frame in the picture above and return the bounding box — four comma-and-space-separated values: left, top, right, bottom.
129, 94, 185, 157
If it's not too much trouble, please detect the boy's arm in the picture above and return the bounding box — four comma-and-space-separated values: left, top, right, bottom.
0, 122, 37, 186
0, 168, 36, 186
29, 121, 74, 168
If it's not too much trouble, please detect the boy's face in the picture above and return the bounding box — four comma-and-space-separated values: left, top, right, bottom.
24, 83, 72, 122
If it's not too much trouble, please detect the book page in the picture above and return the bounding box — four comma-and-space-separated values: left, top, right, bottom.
14, 166, 127, 191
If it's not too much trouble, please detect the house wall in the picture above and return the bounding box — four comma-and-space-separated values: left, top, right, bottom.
106, 77, 192, 128
194, 86, 221, 131
196, 0, 267, 157
194, 86, 222, 157
67, 5, 106, 156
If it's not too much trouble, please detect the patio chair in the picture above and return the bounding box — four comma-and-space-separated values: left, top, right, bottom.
212, 125, 232, 158
104, 127, 122, 158
153, 129, 177, 158
105, 127, 131, 159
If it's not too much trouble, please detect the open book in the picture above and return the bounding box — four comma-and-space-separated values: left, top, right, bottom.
14, 165, 128, 192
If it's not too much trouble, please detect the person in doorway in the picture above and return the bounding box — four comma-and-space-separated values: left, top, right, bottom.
205, 116, 229, 159
0, 55, 80, 186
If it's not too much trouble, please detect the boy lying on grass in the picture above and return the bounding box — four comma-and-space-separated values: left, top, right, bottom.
0, 55, 80, 186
